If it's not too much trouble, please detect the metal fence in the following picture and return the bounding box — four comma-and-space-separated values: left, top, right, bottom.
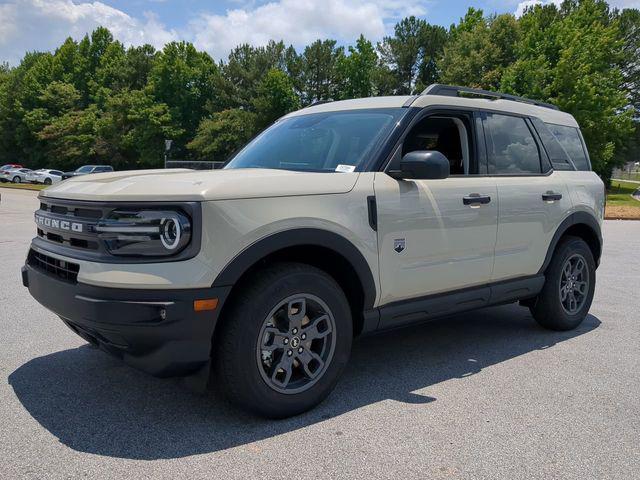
612, 167, 640, 181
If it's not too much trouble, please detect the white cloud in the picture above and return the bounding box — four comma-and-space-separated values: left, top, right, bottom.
0, 0, 431, 65
189, 0, 429, 60
513, 0, 566, 17
0, 0, 178, 64
514, 0, 640, 17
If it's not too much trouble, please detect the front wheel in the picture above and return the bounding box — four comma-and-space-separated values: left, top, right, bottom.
530, 236, 596, 331
12, 176, 20, 183
214, 262, 352, 418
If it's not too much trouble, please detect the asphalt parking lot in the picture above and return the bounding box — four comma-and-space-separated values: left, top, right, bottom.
1, 188, 639, 479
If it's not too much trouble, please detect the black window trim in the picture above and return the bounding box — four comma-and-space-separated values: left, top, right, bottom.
478, 110, 555, 178
378, 105, 482, 176
544, 121, 592, 171
378, 105, 561, 178
530, 117, 577, 172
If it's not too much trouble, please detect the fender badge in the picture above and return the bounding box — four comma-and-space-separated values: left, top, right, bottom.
394, 238, 406, 253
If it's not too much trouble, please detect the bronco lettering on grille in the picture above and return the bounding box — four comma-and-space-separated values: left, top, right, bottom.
35, 214, 83, 233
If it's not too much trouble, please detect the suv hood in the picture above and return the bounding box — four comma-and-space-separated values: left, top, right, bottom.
41, 168, 360, 202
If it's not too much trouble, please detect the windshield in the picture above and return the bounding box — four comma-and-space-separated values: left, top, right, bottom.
76, 166, 93, 173
224, 108, 406, 172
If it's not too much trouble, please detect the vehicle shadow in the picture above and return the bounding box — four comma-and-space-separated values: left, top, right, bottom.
9, 304, 600, 460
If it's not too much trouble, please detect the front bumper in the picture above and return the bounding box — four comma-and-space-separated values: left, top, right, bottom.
22, 263, 231, 378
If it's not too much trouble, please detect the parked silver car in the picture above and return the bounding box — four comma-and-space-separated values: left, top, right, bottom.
26, 169, 64, 185
1, 168, 32, 183
61, 165, 114, 180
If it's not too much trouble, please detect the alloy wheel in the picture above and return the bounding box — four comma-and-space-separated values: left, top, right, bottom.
256, 293, 337, 394
559, 253, 589, 315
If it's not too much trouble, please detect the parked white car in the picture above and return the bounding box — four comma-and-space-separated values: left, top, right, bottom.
1, 168, 32, 183
26, 169, 64, 185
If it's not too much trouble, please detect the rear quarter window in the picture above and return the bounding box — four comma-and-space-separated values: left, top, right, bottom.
531, 118, 574, 171
545, 123, 591, 171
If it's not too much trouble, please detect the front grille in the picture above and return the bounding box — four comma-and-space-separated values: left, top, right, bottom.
36, 228, 99, 250
40, 202, 103, 219
32, 198, 201, 263
35, 199, 106, 252
28, 249, 79, 283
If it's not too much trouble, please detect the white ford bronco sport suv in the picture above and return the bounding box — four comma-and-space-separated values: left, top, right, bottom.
22, 85, 604, 418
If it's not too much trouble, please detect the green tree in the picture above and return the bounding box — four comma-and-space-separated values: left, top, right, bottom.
2, 52, 56, 165
335, 35, 378, 99
378, 16, 426, 94
440, 10, 520, 90
502, 0, 633, 180
216, 41, 288, 110
377, 17, 447, 94
123, 44, 158, 91
148, 41, 219, 154
91, 40, 127, 105
37, 106, 101, 170
253, 68, 299, 128
188, 109, 257, 161
619, 8, 640, 116
97, 89, 183, 169
301, 40, 344, 104
617, 8, 640, 164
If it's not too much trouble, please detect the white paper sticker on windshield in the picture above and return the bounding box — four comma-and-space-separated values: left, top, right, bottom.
335, 164, 356, 173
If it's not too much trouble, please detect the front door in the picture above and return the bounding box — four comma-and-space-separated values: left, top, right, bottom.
374, 112, 498, 308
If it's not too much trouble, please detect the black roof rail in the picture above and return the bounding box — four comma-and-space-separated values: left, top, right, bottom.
421, 84, 559, 110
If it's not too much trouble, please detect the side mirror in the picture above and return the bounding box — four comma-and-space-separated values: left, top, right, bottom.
389, 151, 450, 180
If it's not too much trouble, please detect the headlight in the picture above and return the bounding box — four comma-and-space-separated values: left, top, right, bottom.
95, 209, 191, 257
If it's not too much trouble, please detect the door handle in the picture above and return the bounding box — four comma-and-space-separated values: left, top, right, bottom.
463, 193, 491, 206
542, 192, 562, 202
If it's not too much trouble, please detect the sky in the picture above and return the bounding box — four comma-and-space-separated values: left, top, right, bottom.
0, 0, 639, 65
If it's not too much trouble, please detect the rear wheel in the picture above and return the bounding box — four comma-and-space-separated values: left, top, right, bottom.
44, 178, 52, 185
214, 262, 352, 418
12, 176, 20, 183
530, 236, 595, 331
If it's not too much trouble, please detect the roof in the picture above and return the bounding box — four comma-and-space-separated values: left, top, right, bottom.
284, 92, 578, 128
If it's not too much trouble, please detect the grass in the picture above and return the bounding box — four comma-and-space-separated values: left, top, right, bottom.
0, 182, 47, 191
606, 180, 640, 220
607, 180, 640, 206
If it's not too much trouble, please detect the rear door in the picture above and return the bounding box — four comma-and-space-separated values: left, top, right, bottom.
482, 112, 572, 281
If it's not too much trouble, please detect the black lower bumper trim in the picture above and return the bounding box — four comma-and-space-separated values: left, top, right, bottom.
22, 264, 231, 378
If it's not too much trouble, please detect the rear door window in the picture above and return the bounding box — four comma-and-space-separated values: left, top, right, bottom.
545, 124, 591, 171
483, 113, 542, 174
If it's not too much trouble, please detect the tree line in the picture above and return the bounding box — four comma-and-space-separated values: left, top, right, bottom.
0, 0, 637, 181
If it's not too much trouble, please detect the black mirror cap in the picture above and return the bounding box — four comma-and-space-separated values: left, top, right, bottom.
390, 150, 450, 180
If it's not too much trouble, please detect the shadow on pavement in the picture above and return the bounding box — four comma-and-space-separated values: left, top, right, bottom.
9, 304, 600, 460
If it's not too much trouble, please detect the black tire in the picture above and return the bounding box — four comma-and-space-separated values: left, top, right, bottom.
214, 262, 352, 418
530, 236, 596, 331
12, 176, 20, 183
44, 178, 52, 185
